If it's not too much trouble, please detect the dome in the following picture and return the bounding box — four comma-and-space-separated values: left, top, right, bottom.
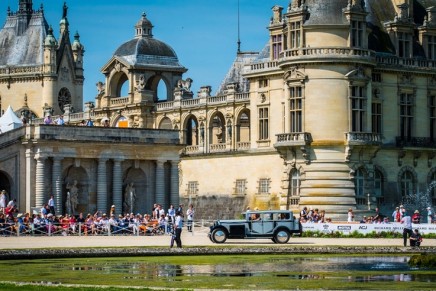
72, 31, 84, 51
113, 13, 184, 68
44, 26, 57, 47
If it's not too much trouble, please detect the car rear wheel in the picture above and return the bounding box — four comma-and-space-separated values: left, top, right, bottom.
274, 230, 290, 244
211, 228, 228, 243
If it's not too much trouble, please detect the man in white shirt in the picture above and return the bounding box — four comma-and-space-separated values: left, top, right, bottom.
400, 211, 413, 247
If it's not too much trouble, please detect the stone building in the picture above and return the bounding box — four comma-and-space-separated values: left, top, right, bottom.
1, 0, 436, 219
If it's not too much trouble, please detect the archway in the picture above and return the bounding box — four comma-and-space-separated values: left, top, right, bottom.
109, 71, 129, 97
159, 117, 172, 129
209, 112, 225, 144
115, 116, 128, 128
184, 115, 199, 145
237, 109, 250, 143
0, 171, 11, 200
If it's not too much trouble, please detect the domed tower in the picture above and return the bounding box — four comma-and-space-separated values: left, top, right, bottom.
96, 12, 187, 128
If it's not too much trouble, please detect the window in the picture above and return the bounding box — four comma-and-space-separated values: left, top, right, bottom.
399, 170, 415, 197
430, 95, 436, 141
351, 86, 366, 132
355, 168, 365, 197
400, 93, 414, 139
372, 102, 382, 134
398, 32, 411, 58
259, 79, 268, 88
258, 108, 269, 140
187, 181, 198, 195
235, 179, 247, 195
374, 169, 384, 204
372, 73, 382, 83
428, 35, 436, 60
290, 21, 301, 48
272, 34, 282, 60
258, 178, 270, 194
290, 170, 300, 197
290, 86, 303, 132
351, 20, 363, 47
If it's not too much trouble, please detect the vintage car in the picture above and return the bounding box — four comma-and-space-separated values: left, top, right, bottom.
208, 210, 302, 244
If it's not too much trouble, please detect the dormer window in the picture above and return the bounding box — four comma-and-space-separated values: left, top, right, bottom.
351, 20, 363, 47
272, 34, 282, 60
398, 32, 412, 58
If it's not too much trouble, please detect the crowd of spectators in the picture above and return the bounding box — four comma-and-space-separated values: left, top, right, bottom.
299, 207, 331, 223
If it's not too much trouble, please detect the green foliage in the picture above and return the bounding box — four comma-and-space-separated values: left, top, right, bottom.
409, 254, 436, 268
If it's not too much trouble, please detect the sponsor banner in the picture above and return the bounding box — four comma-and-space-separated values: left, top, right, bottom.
302, 223, 436, 235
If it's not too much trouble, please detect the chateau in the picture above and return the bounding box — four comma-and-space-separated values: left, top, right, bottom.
0, 0, 435, 219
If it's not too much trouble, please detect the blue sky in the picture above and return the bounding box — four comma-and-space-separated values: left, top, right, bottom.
0, 0, 288, 102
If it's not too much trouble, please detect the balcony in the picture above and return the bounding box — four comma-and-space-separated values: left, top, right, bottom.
345, 132, 382, 146
396, 137, 436, 148
274, 132, 312, 147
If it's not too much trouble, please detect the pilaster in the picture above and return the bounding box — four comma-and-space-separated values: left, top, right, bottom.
34, 155, 47, 208
97, 158, 108, 212
25, 148, 34, 212
52, 157, 63, 213
155, 160, 166, 207
112, 159, 123, 214
170, 160, 180, 207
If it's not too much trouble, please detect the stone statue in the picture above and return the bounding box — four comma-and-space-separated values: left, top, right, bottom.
62, 2, 68, 19
123, 182, 136, 214
66, 180, 79, 215
177, 78, 193, 92
136, 74, 146, 92
96, 81, 105, 96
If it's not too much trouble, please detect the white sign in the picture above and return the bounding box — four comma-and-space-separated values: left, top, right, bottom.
302, 223, 436, 235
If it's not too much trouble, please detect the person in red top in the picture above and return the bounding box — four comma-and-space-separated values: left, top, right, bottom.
411, 210, 421, 224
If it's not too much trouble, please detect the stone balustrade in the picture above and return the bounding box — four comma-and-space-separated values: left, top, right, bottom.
209, 143, 227, 152
110, 97, 130, 106
275, 132, 312, 146
345, 132, 382, 145
396, 136, 436, 148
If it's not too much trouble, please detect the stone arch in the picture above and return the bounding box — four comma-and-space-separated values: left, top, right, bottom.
107, 68, 130, 97
208, 111, 226, 144
159, 116, 172, 129
114, 115, 128, 128
145, 74, 172, 102
0, 170, 12, 200
236, 108, 250, 143
62, 165, 90, 215
123, 167, 147, 215
182, 114, 199, 145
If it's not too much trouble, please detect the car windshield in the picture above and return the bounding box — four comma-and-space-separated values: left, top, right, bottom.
244, 212, 291, 221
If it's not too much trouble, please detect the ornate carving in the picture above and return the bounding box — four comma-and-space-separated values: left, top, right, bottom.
345, 146, 352, 162
96, 81, 105, 96
300, 145, 310, 165
58, 88, 71, 113
60, 66, 70, 82
135, 74, 146, 92
400, 73, 414, 85
177, 78, 193, 92
114, 62, 122, 72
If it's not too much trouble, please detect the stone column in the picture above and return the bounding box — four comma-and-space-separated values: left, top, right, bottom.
35, 156, 47, 208
170, 160, 180, 208
25, 148, 34, 213
97, 158, 108, 213
52, 157, 63, 214
112, 159, 123, 214
155, 160, 166, 207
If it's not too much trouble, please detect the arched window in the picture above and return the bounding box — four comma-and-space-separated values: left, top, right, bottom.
58, 88, 71, 112
400, 170, 415, 197
157, 80, 168, 102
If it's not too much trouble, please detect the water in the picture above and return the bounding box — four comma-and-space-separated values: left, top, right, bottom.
402, 181, 435, 218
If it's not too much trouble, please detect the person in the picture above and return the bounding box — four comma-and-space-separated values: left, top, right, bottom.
400, 211, 413, 247
48, 195, 55, 216
409, 229, 423, 247
411, 210, 421, 224
103, 119, 110, 127
300, 207, 308, 221
347, 208, 354, 223
43, 115, 53, 125
110, 205, 116, 217
186, 204, 194, 232
427, 207, 433, 224
173, 211, 183, 248
168, 204, 175, 224
56, 115, 65, 125
86, 118, 94, 126
0, 190, 7, 213
392, 207, 401, 222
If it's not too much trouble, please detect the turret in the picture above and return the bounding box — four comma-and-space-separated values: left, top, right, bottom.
135, 12, 153, 38
43, 26, 57, 74
72, 31, 85, 76
59, 2, 69, 35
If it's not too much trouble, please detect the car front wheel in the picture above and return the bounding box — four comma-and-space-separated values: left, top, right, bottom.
211, 228, 228, 243
274, 230, 290, 244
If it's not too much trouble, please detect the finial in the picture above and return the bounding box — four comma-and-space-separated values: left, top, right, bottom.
48, 25, 53, 35
62, 2, 68, 19
74, 31, 80, 40
142, 12, 146, 18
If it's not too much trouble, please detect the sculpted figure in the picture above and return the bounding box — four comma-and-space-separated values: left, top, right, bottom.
177, 78, 193, 91
66, 180, 79, 215
96, 81, 105, 96
124, 182, 136, 214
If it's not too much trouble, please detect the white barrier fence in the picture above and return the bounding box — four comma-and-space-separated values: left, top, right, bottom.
302, 222, 436, 235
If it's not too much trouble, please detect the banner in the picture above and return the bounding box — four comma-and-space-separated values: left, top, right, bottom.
302, 222, 436, 235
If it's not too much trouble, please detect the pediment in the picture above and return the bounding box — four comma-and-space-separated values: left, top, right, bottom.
284, 67, 307, 84
101, 56, 131, 74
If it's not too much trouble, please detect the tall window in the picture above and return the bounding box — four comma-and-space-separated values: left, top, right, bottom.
400, 93, 414, 139
290, 86, 302, 132
355, 168, 365, 197
400, 170, 414, 197
372, 102, 382, 134
374, 169, 384, 197
351, 21, 363, 47
258, 178, 270, 194
430, 95, 436, 141
258, 107, 269, 140
187, 181, 198, 195
351, 86, 366, 132
235, 179, 247, 195
398, 32, 411, 58
290, 21, 301, 48
290, 170, 300, 197
272, 35, 282, 60
428, 35, 436, 60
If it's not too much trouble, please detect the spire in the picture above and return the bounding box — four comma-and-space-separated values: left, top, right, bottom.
60, 1, 69, 33
18, 0, 33, 14
237, 0, 241, 53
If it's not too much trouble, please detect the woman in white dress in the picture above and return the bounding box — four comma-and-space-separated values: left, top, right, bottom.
0, 190, 7, 213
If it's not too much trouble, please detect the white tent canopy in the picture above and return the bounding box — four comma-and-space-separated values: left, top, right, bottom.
0, 106, 23, 133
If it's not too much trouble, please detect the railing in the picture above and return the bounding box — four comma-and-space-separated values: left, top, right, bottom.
376, 55, 436, 69
235, 93, 250, 101
345, 132, 382, 145
396, 136, 436, 148
0, 65, 44, 75
288, 198, 300, 206
249, 61, 279, 71
181, 99, 200, 107
280, 47, 374, 59
184, 145, 200, 154
275, 132, 312, 145
110, 97, 130, 106
236, 141, 251, 150
156, 101, 174, 110
209, 143, 227, 152
207, 95, 227, 104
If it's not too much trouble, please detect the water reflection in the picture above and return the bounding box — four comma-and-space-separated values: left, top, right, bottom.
50, 256, 436, 282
